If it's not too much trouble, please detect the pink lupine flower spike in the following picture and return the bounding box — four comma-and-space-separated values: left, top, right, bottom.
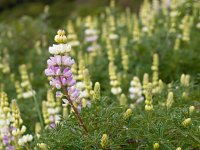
45, 29, 88, 133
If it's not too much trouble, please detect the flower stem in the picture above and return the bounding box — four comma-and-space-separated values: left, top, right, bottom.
63, 88, 88, 133
31, 87, 44, 129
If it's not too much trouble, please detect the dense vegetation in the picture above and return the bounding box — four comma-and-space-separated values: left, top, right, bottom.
0, 0, 200, 149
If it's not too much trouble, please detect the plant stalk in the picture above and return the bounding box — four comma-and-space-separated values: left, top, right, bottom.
63, 88, 88, 133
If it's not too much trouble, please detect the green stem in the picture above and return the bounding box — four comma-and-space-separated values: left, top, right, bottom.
63, 88, 88, 133
31, 87, 44, 129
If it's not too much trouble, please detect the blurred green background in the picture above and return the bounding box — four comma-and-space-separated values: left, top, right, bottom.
0, 0, 143, 27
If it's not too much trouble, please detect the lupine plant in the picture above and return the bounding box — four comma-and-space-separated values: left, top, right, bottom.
0, 0, 200, 149
44, 29, 88, 132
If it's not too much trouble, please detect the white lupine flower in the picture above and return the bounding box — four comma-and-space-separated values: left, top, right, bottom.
110, 80, 119, 86
0, 120, 6, 125
55, 120, 60, 125
67, 34, 77, 39
130, 94, 136, 99
25, 134, 33, 142
22, 91, 33, 99
68, 41, 80, 47
196, 23, 200, 29
12, 130, 17, 136
55, 115, 60, 121
109, 34, 119, 40
136, 97, 144, 103
49, 44, 71, 55
85, 29, 98, 35
129, 77, 144, 104
18, 138, 24, 146
47, 108, 56, 115
129, 87, 141, 94
18, 134, 33, 146
111, 87, 122, 95
170, 11, 178, 17
142, 27, 148, 32
49, 116, 55, 122
55, 107, 60, 113
76, 82, 85, 90
21, 125, 26, 134
21, 81, 29, 87
80, 90, 89, 98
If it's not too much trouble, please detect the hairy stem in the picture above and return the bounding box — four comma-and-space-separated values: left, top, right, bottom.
63, 88, 88, 133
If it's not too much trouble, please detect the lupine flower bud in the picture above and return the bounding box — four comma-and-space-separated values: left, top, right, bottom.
143, 73, 149, 94
180, 15, 193, 42
63, 105, 69, 118
182, 118, 191, 127
151, 53, 159, 93
15, 81, 23, 99
153, 142, 160, 150
21, 125, 26, 134
189, 106, 195, 115
82, 99, 87, 108
166, 92, 174, 109
185, 75, 190, 87
107, 41, 115, 62
110, 0, 115, 8
11, 100, 22, 128
35, 122, 41, 137
67, 21, 80, 48
0, 48, 10, 74
169, 0, 178, 33
145, 83, 154, 111
180, 74, 190, 87
180, 74, 190, 99
180, 74, 185, 85
174, 35, 181, 51
17, 64, 35, 99
140, 0, 152, 36
109, 62, 122, 96
123, 108, 132, 120
108, 16, 119, 40
93, 82, 100, 101
119, 94, 127, 106
120, 39, 129, 72
101, 134, 108, 149
182, 92, 188, 99
176, 147, 182, 150
37, 143, 48, 150
133, 15, 140, 42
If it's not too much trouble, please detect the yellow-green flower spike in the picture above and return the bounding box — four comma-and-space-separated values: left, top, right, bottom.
182, 118, 192, 127
101, 134, 108, 149
93, 82, 101, 101
189, 106, 195, 116
153, 142, 160, 150
35, 122, 41, 138
123, 108, 132, 120
176, 147, 182, 150
152, 53, 159, 88
37, 143, 48, 150
119, 93, 127, 106
144, 83, 154, 111
143, 73, 149, 94
11, 99, 23, 128
166, 92, 174, 109
133, 15, 140, 42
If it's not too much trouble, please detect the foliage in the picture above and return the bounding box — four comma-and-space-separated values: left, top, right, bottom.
0, 0, 200, 149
